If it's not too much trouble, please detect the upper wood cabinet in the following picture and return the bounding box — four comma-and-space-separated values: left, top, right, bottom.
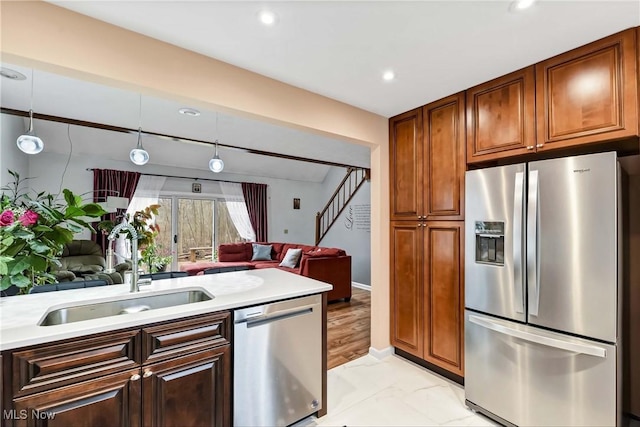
390, 109, 423, 221
424, 93, 466, 220
390, 94, 465, 221
466, 67, 536, 163
536, 28, 638, 150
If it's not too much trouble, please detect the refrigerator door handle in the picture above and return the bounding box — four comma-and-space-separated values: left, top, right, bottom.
468, 315, 607, 358
513, 172, 525, 314
527, 170, 540, 316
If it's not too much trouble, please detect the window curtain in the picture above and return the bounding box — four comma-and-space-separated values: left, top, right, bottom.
241, 183, 268, 242
114, 175, 167, 261
92, 169, 141, 253
220, 182, 256, 241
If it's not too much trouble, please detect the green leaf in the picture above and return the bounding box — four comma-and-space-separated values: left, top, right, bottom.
0, 275, 12, 291
65, 222, 84, 233
9, 257, 31, 275
13, 228, 34, 240
1, 235, 15, 247
0, 255, 11, 275
25, 254, 47, 271
64, 206, 85, 219
11, 274, 31, 288
28, 240, 51, 254
52, 226, 74, 243
81, 203, 107, 217
63, 189, 76, 207
33, 225, 53, 232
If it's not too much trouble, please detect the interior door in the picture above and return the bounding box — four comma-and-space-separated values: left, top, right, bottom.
527, 152, 618, 343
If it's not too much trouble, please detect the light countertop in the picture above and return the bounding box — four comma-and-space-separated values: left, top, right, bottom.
0, 269, 332, 351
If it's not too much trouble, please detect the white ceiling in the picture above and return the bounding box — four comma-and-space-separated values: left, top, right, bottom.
1, 63, 370, 182
49, 0, 640, 117
3, 1, 638, 182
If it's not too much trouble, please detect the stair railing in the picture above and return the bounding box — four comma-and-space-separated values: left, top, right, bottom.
315, 167, 370, 245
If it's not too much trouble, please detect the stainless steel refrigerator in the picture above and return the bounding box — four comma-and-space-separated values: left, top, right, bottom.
464, 151, 622, 427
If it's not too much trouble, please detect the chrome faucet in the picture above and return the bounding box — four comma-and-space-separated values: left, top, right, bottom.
108, 222, 139, 293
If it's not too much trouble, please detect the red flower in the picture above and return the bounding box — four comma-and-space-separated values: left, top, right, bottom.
19, 210, 39, 227
0, 210, 15, 226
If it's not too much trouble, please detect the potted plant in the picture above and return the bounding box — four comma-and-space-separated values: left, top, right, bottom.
97, 204, 165, 273
140, 243, 172, 273
0, 171, 106, 294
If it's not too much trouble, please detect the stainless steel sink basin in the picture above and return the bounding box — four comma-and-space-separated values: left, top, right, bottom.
39, 289, 213, 326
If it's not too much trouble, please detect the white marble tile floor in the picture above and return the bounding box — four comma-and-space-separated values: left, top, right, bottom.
295, 354, 497, 427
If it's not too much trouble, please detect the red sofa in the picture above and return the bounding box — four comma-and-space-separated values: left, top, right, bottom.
182, 242, 352, 302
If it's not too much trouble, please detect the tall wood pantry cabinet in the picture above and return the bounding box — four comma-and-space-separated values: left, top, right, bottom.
389, 93, 465, 378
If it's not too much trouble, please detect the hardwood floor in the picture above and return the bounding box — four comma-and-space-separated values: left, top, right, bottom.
327, 287, 371, 370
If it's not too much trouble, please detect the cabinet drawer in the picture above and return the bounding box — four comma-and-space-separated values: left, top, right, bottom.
141, 311, 230, 364
12, 329, 140, 397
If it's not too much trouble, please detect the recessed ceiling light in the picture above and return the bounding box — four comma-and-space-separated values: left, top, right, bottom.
382, 71, 396, 82
179, 107, 201, 117
510, 0, 536, 11
259, 10, 277, 26
0, 67, 27, 80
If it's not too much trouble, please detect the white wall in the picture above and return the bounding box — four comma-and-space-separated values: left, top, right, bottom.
1, 114, 29, 187
316, 166, 371, 285
27, 150, 324, 244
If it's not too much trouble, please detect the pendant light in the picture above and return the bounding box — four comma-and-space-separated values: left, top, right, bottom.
129, 95, 149, 165
208, 113, 224, 173
17, 70, 44, 154
209, 140, 224, 173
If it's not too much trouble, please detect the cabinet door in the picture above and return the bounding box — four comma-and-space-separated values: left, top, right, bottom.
466, 66, 536, 163
423, 222, 464, 376
424, 93, 466, 220
536, 28, 638, 150
390, 109, 423, 221
12, 368, 141, 427
390, 222, 423, 357
142, 346, 230, 427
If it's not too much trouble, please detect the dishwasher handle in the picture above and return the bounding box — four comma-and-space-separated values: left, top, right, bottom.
238, 305, 316, 327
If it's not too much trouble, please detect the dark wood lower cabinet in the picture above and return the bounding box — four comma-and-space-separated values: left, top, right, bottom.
142, 346, 230, 427
2, 313, 232, 427
390, 220, 464, 377
12, 368, 141, 427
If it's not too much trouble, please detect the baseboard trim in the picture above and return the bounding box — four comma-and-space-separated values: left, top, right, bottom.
368, 346, 394, 359
351, 281, 370, 291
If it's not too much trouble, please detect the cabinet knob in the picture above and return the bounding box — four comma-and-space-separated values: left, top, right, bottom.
143, 370, 153, 378
131, 374, 141, 381
526, 146, 535, 150
536, 143, 544, 148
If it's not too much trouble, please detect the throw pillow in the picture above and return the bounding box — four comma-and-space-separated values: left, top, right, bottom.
303, 248, 343, 258
279, 248, 303, 268
251, 243, 273, 261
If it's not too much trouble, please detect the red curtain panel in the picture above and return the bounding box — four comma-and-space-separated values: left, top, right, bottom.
241, 183, 268, 242
92, 169, 141, 253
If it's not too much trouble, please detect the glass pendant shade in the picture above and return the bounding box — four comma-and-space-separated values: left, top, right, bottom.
17, 110, 44, 154
130, 128, 149, 165
209, 156, 224, 173
209, 141, 224, 173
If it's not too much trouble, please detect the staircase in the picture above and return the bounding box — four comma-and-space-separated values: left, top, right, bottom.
315, 167, 370, 245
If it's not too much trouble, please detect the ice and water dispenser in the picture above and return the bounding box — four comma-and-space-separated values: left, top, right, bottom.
474, 221, 505, 266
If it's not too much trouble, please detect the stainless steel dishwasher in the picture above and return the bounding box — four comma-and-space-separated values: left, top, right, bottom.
234, 294, 322, 427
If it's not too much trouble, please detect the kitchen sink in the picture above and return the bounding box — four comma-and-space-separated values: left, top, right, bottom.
39, 289, 213, 326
